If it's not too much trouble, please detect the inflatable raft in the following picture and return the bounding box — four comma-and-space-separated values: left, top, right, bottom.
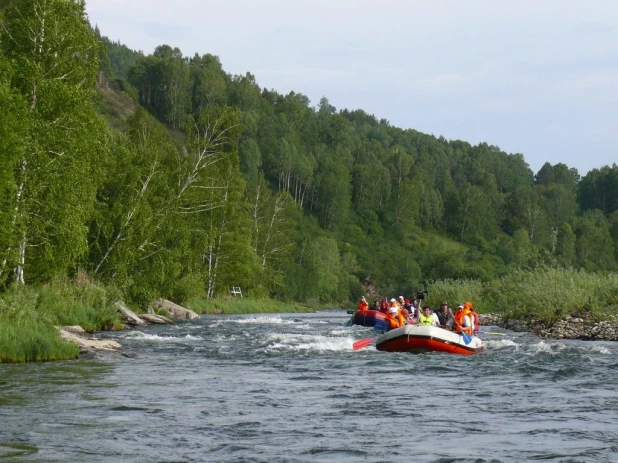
375, 325, 484, 355
351, 310, 388, 328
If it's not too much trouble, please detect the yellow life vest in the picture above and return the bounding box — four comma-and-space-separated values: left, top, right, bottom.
418, 313, 434, 326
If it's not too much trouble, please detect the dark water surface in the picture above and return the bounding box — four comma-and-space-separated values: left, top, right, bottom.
1, 310, 618, 463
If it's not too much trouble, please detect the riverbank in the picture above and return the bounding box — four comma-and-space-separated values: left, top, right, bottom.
0, 280, 327, 363
481, 313, 618, 341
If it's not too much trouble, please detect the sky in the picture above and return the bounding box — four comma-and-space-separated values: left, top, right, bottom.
86, 0, 618, 176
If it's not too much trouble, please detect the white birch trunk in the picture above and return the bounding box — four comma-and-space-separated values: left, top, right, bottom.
94, 165, 156, 274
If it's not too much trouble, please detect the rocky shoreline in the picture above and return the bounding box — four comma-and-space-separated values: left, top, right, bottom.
481, 314, 618, 341
59, 299, 200, 356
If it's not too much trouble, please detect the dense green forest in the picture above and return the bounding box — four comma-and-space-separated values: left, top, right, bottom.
2, 0, 618, 312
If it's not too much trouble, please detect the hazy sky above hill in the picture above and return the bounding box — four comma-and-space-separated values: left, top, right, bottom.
87, 0, 618, 176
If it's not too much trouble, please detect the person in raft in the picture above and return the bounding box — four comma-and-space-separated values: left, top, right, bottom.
385, 298, 406, 329
453, 303, 473, 335
379, 297, 388, 313
370, 300, 380, 311
357, 296, 369, 311
436, 301, 454, 330
418, 306, 438, 326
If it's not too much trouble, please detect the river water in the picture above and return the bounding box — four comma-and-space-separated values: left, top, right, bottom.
1, 310, 618, 463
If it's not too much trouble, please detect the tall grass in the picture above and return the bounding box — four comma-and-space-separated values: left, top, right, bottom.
0, 323, 79, 363
0, 275, 124, 362
427, 267, 618, 326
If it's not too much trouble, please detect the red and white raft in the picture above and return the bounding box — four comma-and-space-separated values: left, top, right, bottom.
375, 325, 484, 355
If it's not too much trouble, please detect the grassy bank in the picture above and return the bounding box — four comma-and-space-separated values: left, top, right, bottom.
427, 267, 618, 326
0, 277, 125, 363
187, 297, 321, 314
0, 323, 80, 363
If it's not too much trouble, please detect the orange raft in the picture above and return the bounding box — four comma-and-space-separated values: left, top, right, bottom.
375, 325, 484, 355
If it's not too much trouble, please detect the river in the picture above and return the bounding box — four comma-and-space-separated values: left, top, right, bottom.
1, 310, 617, 463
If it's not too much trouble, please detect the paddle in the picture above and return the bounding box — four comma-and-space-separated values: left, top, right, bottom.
453, 320, 472, 345
352, 338, 375, 350
480, 331, 506, 336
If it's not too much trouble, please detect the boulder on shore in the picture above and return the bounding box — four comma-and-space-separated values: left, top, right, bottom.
115, 301, 147, 326
58, 327, 122, 353
153, 299, 199, 320
480, 313, 618, 341
139, 313, 174, 325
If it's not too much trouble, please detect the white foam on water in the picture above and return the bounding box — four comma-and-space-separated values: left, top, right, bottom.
329, 329, 351, 336
486, 339, 518, 349
207, 316, 311, 329
527, 340, 568, 356
587, 345, 611, 355
124, 331, 203, 342
263, 332, 358, 352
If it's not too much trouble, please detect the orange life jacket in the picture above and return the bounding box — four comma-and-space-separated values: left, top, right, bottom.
385, 313, 400, 329
357, 300, 369, 311
385, 307, 406, 329
454, 308, 473, 335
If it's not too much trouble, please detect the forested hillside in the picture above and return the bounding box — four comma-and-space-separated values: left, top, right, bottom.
2, 0, 618, 309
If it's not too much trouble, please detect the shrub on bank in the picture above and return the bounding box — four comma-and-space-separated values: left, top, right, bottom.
0, 278, 124, 331
428, 268, 618, 326
0, 277, 124, 362
425, 279, 483, 311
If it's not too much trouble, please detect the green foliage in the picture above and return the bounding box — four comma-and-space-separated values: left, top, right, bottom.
429, 268, 618, 326
426, 279, 484, 311
0, 323, 79, 363
1, 0, 109, 284
0, 275, 124, 362
0, 58, 27, 287
300, 236, 342, 303
99, 35, 142, 81
0, 276, 123, 332
578, 165, 618, 215
575, 209, 615, 271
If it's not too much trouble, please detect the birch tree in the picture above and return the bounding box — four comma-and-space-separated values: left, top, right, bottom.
0, 58, 28, 287
89, 108, 177, 295
1, 0, 108, 284
182, 106, 256, 298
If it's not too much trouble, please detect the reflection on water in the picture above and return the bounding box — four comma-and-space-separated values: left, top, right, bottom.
1, 311, 618, 462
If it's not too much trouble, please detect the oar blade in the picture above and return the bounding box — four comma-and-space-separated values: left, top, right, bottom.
462, 332, 472, 345
352, 338, 375, 350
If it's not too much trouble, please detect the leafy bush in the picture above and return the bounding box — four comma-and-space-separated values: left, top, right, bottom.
428, 267, 618, 325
